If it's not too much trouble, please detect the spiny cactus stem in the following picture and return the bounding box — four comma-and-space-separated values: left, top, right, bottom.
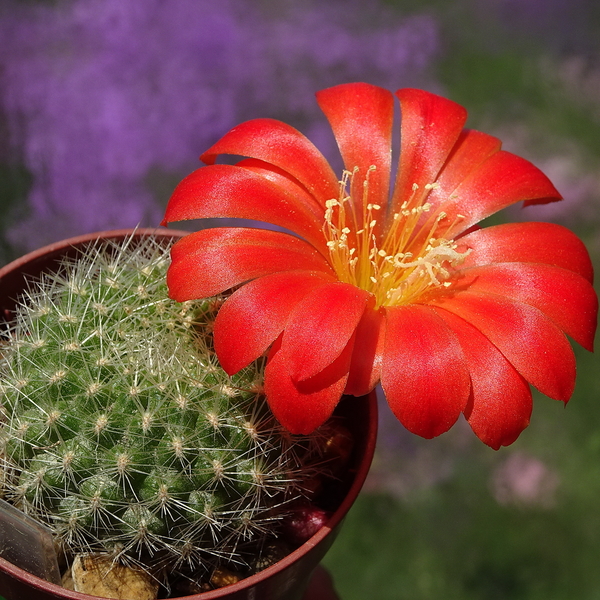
0, 234, 338, 591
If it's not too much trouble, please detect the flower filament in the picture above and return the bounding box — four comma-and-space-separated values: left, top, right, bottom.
323, 167, 471, 308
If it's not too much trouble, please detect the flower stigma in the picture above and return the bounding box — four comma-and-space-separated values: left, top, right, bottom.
323, 167, 471, 308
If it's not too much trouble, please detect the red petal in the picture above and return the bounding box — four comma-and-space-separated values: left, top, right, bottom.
389, 88, 467, 220
406, 129, 501, 250
435, 308, 532, 449
344, 306, 386, 396
167, 228, 333, 301
200, 118, 339, 207
238, 158, 324, 215
458, 221, 594, 283
317, 83, 394, 227
381, 305, 470, 439
428, 129, 502, 206
453, 263, 598, 351
264, 335, 352, 434
435, 151, 562, 239
429, 291, 576, 402
162, 164, 327, 254
213, 270, 335, 374
280, 283, 372, 382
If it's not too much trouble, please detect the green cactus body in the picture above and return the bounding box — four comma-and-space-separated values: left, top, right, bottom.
0, 234, 331, 585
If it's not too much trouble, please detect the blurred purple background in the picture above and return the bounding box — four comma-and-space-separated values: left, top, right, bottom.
0, 0, 440, 251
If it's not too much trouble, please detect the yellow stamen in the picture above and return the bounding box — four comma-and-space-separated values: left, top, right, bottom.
323, 168, 471, 308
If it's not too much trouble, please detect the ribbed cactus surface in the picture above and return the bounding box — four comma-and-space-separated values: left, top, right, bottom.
0, 234, 330, 586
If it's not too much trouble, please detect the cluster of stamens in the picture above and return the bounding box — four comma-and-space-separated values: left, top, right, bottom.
323, 167, 471, 308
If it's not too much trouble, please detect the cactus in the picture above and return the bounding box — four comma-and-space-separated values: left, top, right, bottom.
0, 233, 338, 591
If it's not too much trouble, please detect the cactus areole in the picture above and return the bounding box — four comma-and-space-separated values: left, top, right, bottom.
0, 229, 377, 600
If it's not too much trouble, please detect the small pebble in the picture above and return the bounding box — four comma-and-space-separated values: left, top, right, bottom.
282, 504, 330, 545
321, 424, 354, 472
251, 541, 291, 573
71, 554, 159, 600
210, 566, 243, 588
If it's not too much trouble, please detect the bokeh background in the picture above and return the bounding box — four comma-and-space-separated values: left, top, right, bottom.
1, 0, 599, 598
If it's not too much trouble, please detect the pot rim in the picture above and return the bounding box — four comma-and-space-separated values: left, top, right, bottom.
0, 227, 188, 280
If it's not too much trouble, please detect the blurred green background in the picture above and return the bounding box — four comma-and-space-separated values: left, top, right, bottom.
1, 0, 599, 598
324, 2, 600, 598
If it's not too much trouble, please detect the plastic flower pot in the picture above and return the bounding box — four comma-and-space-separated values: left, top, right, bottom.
0, 228, 378, 600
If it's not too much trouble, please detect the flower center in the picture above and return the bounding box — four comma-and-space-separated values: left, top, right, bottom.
323, 167, 471, 309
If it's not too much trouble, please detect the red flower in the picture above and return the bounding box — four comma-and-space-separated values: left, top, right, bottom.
162, 83, 597, 449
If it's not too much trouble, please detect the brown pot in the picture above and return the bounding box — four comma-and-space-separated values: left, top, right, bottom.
0, 228, 378, 600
